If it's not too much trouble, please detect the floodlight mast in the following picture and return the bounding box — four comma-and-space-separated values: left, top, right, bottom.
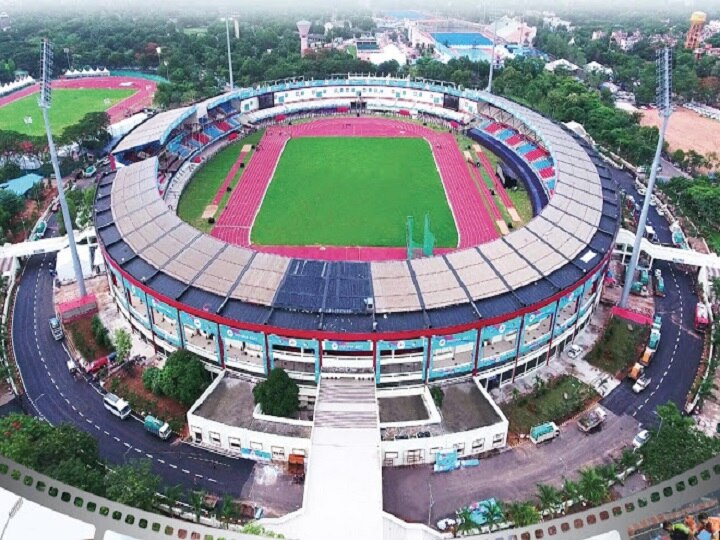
487, 18, 497, 93
225, 17, 234, 90
619, 47, 672, 308
39, 38, 86, 297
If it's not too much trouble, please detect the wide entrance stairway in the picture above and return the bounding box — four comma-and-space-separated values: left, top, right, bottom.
271, 377, 383, 539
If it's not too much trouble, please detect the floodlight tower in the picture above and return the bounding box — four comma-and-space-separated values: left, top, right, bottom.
619, 47, 673, 308
486, 18, 498, 93
39, 38, 86, 297
297, 20, 312, 57
225, 17, 234, 90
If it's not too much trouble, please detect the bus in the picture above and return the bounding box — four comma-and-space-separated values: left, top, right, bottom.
695, 303, 710, 332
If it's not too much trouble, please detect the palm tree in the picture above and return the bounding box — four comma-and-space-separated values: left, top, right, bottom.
506, 501, 541, 527
562, 477, 581, 509
480, 499, 505, 532
579, 468, 608, 507
188, 489, 206, 523
618, 447, 640, 474
596, 463, 617, 487
455, 507, 477, 536
536, 483, 562, 518
162, 484, 184, 513
217, 494, 238, 529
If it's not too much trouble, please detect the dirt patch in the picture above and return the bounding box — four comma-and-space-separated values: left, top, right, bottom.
106, 362, 188, 433
585, 317, 650, 377
65, 315, 113, 363
379, 395, 429, 423
640, 108, 720, 158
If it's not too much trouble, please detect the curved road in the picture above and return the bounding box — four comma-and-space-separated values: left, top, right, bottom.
600, 167, 703, 427
11, 251, 255, 498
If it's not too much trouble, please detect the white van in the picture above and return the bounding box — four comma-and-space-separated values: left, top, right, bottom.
103, 393, 131, 420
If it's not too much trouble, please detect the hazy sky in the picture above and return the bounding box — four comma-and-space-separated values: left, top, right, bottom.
1, 0, 718, 14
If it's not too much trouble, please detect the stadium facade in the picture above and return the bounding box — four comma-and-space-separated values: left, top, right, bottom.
99, 76, 619, 391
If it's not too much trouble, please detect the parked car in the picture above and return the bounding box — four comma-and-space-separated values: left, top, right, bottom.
567, 344, 583, 359
633, 429, 651, 449
86, 356, 109, 374
632, 376, 651, 393
51, 201, 60, 213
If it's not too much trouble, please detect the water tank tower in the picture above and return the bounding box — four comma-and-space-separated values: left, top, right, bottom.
297, 20, 312, 57
685, 11, 707, 50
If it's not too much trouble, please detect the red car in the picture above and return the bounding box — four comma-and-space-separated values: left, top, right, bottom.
86, 356, 108, 374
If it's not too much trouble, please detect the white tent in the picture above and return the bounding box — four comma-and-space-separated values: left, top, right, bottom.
55, 244, 93, 284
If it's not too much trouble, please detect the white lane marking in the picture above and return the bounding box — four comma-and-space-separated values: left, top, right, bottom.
78, 411, 84, 417
182, 469, 190, 474
157, 459, 165, 464
134, 448, 142, 453
104, 431, 110, 436
64, 398, 70, 404
123, 442, 131, 448
169, 464, 178, 469
208, 478, 217, 484
71, 405, 77, 411
114, 436, 121, 442
194, 474, 203, 479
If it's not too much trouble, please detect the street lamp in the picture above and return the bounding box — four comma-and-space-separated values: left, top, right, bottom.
0, 497, 23, 540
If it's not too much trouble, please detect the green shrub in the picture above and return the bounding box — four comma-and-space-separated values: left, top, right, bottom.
430, 386, 444, 408
142, 367, 163, 394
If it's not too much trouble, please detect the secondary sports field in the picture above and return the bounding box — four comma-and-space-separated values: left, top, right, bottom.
250, 137, 459, 247
0, 88, 134, 136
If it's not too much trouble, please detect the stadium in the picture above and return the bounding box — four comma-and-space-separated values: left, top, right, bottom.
98, 75, 619, 392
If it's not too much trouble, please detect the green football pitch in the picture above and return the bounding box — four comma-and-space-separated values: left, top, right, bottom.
0, 88, 134, 136
250, 137, 459, 247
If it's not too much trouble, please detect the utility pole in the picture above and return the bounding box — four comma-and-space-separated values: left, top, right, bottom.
225, 17, 234, 90
39, 38, 86, 297
620, 47, 673, 308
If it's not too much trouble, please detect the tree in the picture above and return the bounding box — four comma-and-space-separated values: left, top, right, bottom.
188, 489, 206, 523
142, 366, 163, 394
113, 328, 132, 363
640, 402, 720, 482
217, 494, 238, 529
155, 350, 211, 406
536, 483, 562, 517
252, 368, 299, 418
505, 501, 541, 527
578, 467, 608, 507
105, 460, 161, 511
455, 507, 477, 535
480, 499, 505, 532
561, 477, 581, 508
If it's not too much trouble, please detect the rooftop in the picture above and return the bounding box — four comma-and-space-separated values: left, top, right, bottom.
192, 376, 312, 438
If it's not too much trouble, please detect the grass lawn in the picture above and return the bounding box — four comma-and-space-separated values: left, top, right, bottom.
251, 137, 459, 247
586, 317, 650, 376
177, 130, 264, 232
508, 184, 534, 224
501, 375, 598, 434
0, 88, 134, 136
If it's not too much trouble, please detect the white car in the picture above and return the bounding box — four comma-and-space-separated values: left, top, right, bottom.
638, 187, 647, 196
632, 376, 651, 393
567, 344, 583, 359
633, 429, 651, 449
657, 206, 665, 217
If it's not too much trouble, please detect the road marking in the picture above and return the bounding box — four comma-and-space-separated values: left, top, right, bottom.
71, 405, 77, 411
664, 370, 668, 376
157, 459, 165, 464
194, 474, 203, 479
113, 436, 120, 442
134, 448, 142, 453
104, 431, 110, 436
50, 377, 55, 384
64, 398, 69, 404
123, 442, 131, 448
85, 418, 92, 424
182, 469, 190, 474
208, 478, 217, 484
78, 411, 84, 417
169, 464, 178, 469
644, 398, 650, 404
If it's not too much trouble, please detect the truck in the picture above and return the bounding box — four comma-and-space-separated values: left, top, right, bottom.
49, 317, 64, 340
640, 347, 654, 366
143, 415, 172, 440
577, 406, 607, 433
648, 328, 661, 352
655, 277, 665, 296
695, 303, 710, 332
529, 422, 560, 444
628, 363, 645, 381
639, 269, 650, 286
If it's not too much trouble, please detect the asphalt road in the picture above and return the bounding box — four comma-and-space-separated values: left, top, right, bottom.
383, 411, 639, 526
601, 167, 703, 427
11, 252, 256, 499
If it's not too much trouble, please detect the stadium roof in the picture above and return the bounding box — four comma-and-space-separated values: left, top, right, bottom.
113, 107, 193, 154
97, 82, 619, 335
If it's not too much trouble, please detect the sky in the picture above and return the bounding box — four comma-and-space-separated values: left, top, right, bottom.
0, 0, 719, 14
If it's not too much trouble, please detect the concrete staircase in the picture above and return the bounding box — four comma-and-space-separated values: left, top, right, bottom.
313, 378, 378, 429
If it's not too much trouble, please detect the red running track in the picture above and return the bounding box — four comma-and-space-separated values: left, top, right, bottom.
211, 117, 499, 260
211, 149, 250, 205
0, 77, 157, 124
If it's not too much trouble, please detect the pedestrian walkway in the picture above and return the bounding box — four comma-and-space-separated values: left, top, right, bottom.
267, 377, 383, 540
